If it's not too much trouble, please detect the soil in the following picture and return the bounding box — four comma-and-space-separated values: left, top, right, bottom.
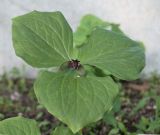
0, 77, 159, 135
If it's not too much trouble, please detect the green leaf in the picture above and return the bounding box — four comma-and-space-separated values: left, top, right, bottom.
103, 111, 117, 127
12, 11, 73, 68
118, 122, 127, 133
130, 97, 149, 116
74, 14, 110, 47
73, 14, 125, 47
147, 119, 160, 132
108, 128, 119, 135
135, 116, 149, 131
112, 96, 121, 113
0, 116, 40, 135
52, 126, 77, 135
78, 28, 145, 80
34, 71, 118, 133
156, 96, 160, 119
110, 24, 125, 35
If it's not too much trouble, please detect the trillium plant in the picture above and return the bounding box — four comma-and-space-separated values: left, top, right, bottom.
0, 11, 145, 135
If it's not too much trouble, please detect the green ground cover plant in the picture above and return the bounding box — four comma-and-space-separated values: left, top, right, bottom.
0, 70, 160, 135
0, 11, 145, 134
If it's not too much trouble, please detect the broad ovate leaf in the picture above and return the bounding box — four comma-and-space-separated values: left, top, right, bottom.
34, 71, 118, 133
0, 117, 40, 135
12, 11, 73, 68
52, 125, 79, 135
74, 14, 110, 47
78, 28, 145, 80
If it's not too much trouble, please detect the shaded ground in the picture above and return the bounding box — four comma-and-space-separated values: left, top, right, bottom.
0, 69, 160, 135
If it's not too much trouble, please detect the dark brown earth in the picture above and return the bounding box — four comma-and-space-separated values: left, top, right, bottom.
0, 74, 160, 135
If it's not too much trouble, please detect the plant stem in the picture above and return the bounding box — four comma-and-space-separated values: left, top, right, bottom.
78, 129, 83, 135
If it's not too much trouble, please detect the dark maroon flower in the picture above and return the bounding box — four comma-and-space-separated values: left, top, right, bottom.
68, 59, 81, 70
